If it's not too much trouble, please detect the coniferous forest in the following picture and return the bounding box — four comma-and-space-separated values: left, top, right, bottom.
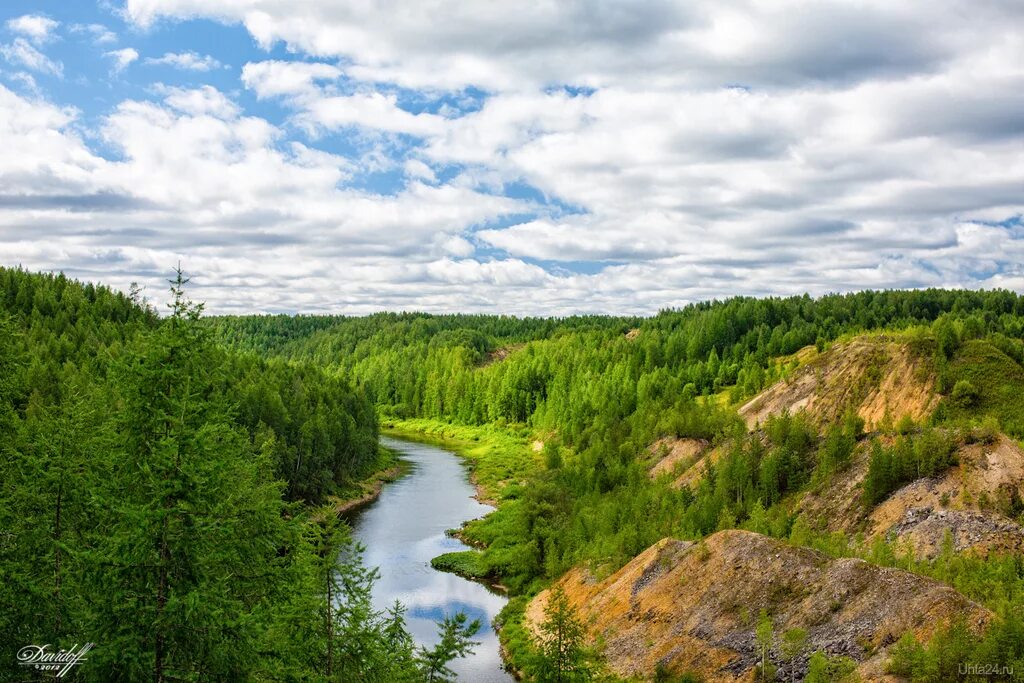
0, 267, 477, 682
5, 1, 1024, 680
5, 266, 1024, 681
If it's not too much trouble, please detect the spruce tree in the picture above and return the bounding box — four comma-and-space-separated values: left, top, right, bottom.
81, 270, 291, 681
532, 586, 596, 683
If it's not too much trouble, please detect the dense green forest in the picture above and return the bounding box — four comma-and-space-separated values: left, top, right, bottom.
0, 267, 477, 681
213, 288, 1024, 680
7, 266, 1024, 681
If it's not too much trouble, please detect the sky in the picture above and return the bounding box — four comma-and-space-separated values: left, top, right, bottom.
0, 1, 1022, 315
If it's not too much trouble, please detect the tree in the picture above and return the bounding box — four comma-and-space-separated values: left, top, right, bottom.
780, 628, 808, 682
950, 379, 979, 408
417, 612, 481, 683
756, 609, 776, 682
805, 650, 857, 682
533, 586, 597, 682
82, 270, 296, 681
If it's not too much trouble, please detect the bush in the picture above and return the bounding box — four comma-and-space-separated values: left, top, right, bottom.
950, 379, 980, 408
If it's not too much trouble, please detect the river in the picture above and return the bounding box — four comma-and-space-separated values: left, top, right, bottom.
346, 436, 514, 682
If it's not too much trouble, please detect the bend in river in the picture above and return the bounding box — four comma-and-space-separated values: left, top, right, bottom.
346, 436, 513, 682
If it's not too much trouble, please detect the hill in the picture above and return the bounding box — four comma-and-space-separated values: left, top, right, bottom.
799, 433, 1024, 558
738, 337, 939, 431
525, 530, 990, 681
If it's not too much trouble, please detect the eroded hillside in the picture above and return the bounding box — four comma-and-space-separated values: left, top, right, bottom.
738, 338, 939, 431
800, 433, 1024, 558
526, 530, 990, 681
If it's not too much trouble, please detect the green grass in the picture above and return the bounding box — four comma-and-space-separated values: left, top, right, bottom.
430, 550, 491, 580
937, 340, 1024, 438
381, 417, 541, 502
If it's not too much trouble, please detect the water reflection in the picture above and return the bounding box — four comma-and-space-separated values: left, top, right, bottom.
346, 436, 513, 682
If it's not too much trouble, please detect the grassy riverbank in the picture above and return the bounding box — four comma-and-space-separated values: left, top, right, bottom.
381, 418, 545, 676
314, 444, 410, 520
381, 417, 542, 504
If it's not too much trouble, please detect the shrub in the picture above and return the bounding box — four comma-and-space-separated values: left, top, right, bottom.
950, 379, 980, 408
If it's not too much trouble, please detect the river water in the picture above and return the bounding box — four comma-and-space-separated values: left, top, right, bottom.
346, 436, 514, 682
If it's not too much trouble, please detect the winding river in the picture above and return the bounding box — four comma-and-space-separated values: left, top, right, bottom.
346, 436, 514, 682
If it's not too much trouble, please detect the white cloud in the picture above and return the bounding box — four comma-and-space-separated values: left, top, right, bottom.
123, 0, 1017, 92
404, 159, 436, 183
105, 48, 139, 74
69, 23, 117, 45
6, 15, 59, 43
0, 83, 529, 313
2, 1, 1024, 314
157, 84, 240, 118
241, 60, 341, 98
145, 51, 223, 71
296, 91, 445, 137
1, 38, 63, 77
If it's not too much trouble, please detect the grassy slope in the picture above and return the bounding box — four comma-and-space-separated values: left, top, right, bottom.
430, 550, 491, 580
939, 339, 1024, 437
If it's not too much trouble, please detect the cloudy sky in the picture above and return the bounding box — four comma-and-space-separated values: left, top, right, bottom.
1, 1, 1022, 315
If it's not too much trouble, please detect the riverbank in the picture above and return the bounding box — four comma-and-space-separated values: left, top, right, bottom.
381, 418, 541, 505
314, 445, 412, 521
378, 419, 544, 679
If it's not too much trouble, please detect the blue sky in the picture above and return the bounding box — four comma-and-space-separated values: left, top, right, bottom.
1, 1, 1023, 314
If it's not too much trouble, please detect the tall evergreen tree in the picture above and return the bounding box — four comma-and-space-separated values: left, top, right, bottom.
81, 270, 293, 681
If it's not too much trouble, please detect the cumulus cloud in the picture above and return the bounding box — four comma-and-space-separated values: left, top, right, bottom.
6, 14, 59, 43
1, 1, 1023, 314
105, 48, 139, 74
145, 51, 223, 71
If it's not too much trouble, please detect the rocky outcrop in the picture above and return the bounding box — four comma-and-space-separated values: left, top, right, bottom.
885, 507, 1024, 559
526, 530, 990, 682
797, 433, 1024, 558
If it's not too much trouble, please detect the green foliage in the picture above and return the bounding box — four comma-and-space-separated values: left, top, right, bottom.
23, 268, 1024, 679
383, 418, 539, 502
935, 340, 1024, 438
755, 609, 776, 682
805, 650, 858, 682
885, 618, 1024, 683
529, 586, 598, 683
0, 268, 475, 682
861, 427, 956, 506
431, 550, 490, 580
416, 612, 481, 683
950, 379, 980, 408
780, 628, 808, 682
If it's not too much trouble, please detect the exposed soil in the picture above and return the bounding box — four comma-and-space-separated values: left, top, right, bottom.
738, 338, 939, 432
647, 437, 710, 479
672, 445, 726, 490
480, 344, 525, 367
798, 434, 1024, 557
525, 530, 990, 682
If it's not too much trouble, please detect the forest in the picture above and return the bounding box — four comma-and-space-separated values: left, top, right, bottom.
213, 287, 1024, 681
0, 267, 477, 682
5, 266, 1024, 681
